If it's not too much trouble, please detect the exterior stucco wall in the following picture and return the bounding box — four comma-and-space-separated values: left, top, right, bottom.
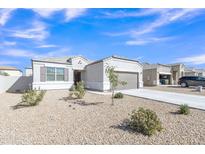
171, 64, 185, 84
71, 57, 89, 70
0, 76, 20, 93
157, 65, 172, 74
85, 62, 104, 91
143, 68, 158, 86
32, 61, 73, 90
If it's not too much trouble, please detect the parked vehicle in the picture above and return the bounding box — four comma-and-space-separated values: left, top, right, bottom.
178, 76, 205, 87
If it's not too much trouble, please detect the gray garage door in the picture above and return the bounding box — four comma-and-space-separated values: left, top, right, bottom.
116, 72, 138, 90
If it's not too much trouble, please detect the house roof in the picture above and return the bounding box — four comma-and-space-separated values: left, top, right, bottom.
0, 66, 21, 71
143, 63, 171, 70
32, 55, 91, 65
86, 55, 140, 66
33, 56, 72, 64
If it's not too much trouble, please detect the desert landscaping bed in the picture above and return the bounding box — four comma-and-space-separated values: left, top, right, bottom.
0, 90, 205, 144
144, 86, 205, 96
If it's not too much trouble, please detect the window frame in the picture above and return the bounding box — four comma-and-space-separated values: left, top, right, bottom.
56, 67, 65, 81
46, 67, 66, 82
46, 67, 56, 81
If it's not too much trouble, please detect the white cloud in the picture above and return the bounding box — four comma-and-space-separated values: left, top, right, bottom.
32, 8, 62, 18
0, 49, 37, 58
131, 9, 202, 36
64, 9, 87, 22
102, 9, 169, 18
0, 47, 70, 59
10, 21, 49, 41
126, 37, 173, 46
0, 9, 15, 26
0, 41, 16, 46
175, 54, 205, 65
36, 44, 58, 48
105, 9, 204, 37
32, 8, 87, 22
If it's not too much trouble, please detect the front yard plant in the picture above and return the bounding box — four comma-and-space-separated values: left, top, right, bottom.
69, 81, 86, 99
129, 107, 163, 136
0, 71, 9, 76
21, 90, 46, 106
114, 92, 124, 99
179, 104, 190, 115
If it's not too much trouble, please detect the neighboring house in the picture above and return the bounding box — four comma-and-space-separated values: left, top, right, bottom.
185, 67, 205, 77
32, 55, 143, 91
143, 63, 186, 86
25, 67, 33, 76
143, 63, 185, 86
0, 66, 22, 76
143, 63, 172, 86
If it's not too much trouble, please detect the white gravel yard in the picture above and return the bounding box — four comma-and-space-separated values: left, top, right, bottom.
0, 90, 205, 145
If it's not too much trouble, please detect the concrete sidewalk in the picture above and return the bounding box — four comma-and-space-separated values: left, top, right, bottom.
119, 89, 205, 110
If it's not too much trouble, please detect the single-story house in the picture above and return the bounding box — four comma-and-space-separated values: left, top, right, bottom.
185, 67, 205, 77
143, 63, 187, 86
0, 66, 22, 76
143, 63, 173, 86
32, 55, 143, 91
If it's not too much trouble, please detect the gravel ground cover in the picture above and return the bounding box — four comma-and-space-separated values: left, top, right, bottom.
0, 90, 205, 144
144, 86, 205, 96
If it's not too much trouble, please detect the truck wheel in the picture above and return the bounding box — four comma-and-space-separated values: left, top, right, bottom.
181, 82, 187, 87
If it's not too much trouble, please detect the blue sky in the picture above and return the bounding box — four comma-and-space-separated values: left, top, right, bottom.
0, 8, 205, 71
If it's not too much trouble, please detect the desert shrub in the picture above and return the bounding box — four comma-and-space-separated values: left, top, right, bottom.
179, 104, 190, 115
114, 92, 123, 99
129, 107, 163, 136
69, 81, 85, 99
21, 90, 46, 106
0, 71, 9, 76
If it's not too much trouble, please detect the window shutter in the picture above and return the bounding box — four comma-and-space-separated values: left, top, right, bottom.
40, 66, 46, 82
64, 68, 69, 81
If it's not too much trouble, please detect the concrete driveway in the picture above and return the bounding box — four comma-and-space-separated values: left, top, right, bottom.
119, 89, 205, 110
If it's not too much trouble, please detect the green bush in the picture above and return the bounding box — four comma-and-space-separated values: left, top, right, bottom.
21, 90, 46, 106
129, 107, 163, 136
0, 71, 9, 76
179, 104, 190, 115
69, 81, 85, 99
114, 92, 123, 99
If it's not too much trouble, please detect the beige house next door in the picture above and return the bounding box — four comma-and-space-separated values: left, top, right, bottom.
115, 72, 138, 90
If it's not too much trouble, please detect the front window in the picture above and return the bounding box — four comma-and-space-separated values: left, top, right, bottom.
46, 67, 65, 81
47, 67, 55, 81
56, 68, 64, 81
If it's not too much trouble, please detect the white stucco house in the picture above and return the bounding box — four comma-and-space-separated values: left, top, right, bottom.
32, 55, 143, 91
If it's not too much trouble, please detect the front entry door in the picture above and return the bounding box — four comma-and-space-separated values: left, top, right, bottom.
74, 71, 81, 85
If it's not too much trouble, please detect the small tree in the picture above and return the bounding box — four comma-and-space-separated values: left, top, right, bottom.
105, 66, 127, 105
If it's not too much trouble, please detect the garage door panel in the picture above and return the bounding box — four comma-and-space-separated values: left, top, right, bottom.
116, 72, 138, 90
